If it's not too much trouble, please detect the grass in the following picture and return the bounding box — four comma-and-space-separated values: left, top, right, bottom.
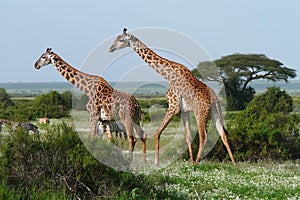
1, 119, 299, 199
147, 160, 300, 199
1, 105, 298, 199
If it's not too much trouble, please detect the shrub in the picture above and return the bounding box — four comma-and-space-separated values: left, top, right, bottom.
5, 99, 35, 121
208, 87, 300, 162
0, 123, 171, 199
32, 91, 71, 118
0, 123, 107, 199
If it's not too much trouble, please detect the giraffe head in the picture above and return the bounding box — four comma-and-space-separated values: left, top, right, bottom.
34, 48, 54, 69
109, 28, 132, 52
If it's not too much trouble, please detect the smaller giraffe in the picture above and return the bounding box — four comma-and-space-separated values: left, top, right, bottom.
34, 48, 146, 162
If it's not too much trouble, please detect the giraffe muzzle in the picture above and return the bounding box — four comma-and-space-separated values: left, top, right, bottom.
34, 62, 41, 69
108, 46, 115, 53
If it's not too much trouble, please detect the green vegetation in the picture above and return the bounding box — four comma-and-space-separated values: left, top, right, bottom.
0, 123, 149, 199
33, 90, 72, 119
0, 123, 299, 199
0, 84, 300, 199
0, 90, 72, 121
193, 54, 297, 110
208, 87, 300, 162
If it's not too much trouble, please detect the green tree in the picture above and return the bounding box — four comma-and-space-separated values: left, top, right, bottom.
192, 54, 296, 110
0, 88, 14, 118
211, 87, 300, 161
33, 91, 71, 118
0, 88, 13, 107
5, 100, 34, 121
60, 91, 72, 110
246, 86, 293, 118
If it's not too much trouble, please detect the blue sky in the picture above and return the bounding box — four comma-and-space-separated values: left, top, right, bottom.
1, 0, 299, 82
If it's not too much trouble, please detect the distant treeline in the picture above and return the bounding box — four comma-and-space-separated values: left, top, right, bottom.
1, 80, 300, 97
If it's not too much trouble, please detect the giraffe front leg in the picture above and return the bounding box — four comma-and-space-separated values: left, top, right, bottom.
154, 89, 180, 166
154, 106, 180, 166
105, 123, 112, 141
86, 101, 99, 139
90, 114, 99, 139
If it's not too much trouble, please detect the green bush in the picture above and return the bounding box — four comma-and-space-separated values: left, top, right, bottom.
5, 99, 34, 121
208, 87, 300, 162
0, 88, 14, 119
32, 90, 71, 118
0, 123, 104, 199
0, 89, 72, 121
0, 123, 174, 199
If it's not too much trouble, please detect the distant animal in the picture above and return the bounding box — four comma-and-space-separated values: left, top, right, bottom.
0, 119, 11, 133
14, 122, 39, 134
97, 120, 128, 140
39, 117, 50, 124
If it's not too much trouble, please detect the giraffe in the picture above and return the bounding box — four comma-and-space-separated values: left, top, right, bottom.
34, 48, 146, 162
109, 28, 235, 166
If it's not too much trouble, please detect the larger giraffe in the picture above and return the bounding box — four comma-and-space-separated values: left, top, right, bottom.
34, 48, 146, 162
109, 28, 235, 166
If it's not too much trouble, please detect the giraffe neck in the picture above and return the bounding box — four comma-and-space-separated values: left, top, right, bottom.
51, 53, 107, 95
130, 35, 181, 82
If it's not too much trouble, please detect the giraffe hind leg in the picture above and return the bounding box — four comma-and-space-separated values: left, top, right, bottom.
194, 109, 209, 164
121, 119, 135, 162
182, 111, 194, 164
220, 125, 236, 165
195, 127, 207, 164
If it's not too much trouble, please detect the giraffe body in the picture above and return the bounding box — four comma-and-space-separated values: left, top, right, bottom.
109, 29, 235, 165
34, 48, 146, 162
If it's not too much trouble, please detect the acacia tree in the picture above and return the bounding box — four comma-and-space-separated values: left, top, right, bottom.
192, 54, 297, 110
